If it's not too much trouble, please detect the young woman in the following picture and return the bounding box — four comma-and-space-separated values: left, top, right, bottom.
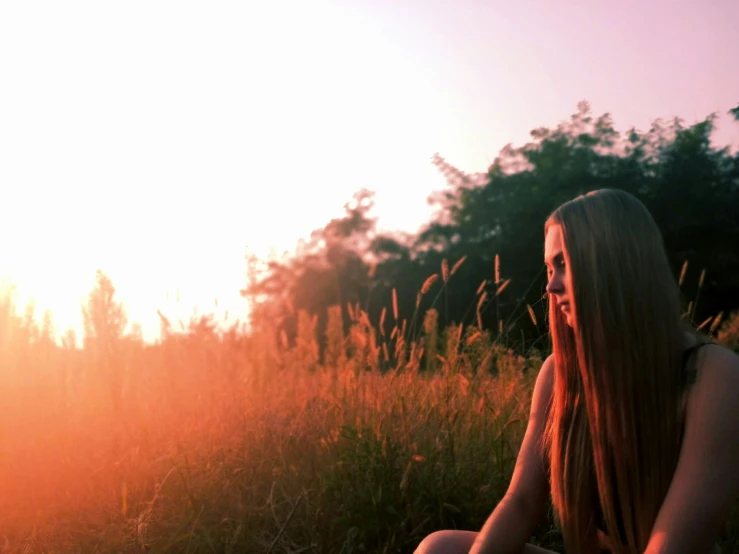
414, 189, 739, 554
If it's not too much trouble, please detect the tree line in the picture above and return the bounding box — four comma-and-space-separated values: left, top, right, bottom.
243, 101, 739, 360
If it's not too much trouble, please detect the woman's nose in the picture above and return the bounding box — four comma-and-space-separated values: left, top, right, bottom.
546, 274, 563, 295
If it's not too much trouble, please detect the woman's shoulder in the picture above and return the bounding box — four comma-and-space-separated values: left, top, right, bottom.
682, 342, 739, 471
682, 331, 726, 384
525, 355, 555, 433
650, 343, 739, 551
537, 354, 556, 395
682, 326, 738, 384
688, 342, 739, 407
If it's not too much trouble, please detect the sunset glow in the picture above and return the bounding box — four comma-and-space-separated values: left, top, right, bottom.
0, 1, 452, 342
1, 1, 738, 551
1, 0, 737, 342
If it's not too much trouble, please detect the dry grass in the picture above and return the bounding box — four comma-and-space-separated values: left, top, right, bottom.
0, 293, 553, 553
0, 284, 737, 553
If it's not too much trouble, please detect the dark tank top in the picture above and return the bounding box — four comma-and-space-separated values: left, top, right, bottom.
595, 341, 712, 552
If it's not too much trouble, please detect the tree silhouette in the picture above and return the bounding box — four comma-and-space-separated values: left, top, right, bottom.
245, 102, 739, 362
82, 270, 128, 408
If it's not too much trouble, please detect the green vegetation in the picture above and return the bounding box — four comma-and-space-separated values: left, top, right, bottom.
1, 102, 738, 552
245, 102, 739, 355
0, 264, 738, 553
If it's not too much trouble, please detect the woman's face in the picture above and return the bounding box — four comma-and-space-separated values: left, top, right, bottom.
545, 224, 574, 327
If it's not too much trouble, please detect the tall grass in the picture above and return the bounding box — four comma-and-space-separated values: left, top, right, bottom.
0, 268, 736, 553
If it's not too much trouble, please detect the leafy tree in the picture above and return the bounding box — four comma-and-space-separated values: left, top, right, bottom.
242, 189, 379, 351
416, 102, 739, 336
245, 102, 739, 362
82, 270, 128, 346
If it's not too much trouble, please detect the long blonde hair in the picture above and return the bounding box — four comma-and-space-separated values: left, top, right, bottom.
543, 189, 693, 553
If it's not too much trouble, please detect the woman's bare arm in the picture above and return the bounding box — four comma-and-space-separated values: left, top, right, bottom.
644, 345, 739, 554
469, 354, 555, 554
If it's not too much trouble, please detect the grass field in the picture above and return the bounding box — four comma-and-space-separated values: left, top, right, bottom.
0, 288, 737, 553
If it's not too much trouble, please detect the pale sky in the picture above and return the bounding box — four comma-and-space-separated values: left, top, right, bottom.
1, 0, 737, 343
